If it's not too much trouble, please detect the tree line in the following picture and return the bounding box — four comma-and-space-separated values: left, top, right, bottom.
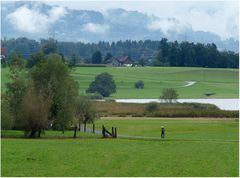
1, 37, 238, 68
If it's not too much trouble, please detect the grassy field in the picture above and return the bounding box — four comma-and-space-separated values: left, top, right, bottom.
1, 66, 239, 98
1, 118, 239, 177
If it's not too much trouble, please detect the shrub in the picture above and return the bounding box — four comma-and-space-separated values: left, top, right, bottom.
88, 93, 104, 100
145, 102, 158, 113
105, 99, 116, 102
135, 80, 144, 89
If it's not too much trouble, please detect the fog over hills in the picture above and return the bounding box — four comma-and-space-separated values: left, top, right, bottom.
1, 1, 239, 52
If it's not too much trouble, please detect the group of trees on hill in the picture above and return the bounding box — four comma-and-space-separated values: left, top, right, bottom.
156, 38, 238, 68
1, 37, 239, 68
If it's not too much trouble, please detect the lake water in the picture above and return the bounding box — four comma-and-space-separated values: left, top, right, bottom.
115, 99, 239, 111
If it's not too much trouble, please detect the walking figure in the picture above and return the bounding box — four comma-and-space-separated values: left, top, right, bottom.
161, 126, 165, 139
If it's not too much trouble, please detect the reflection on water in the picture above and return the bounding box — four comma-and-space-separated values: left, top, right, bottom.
115, 99, 239, 111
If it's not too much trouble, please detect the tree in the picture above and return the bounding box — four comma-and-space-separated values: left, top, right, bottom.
8, 53, 25, 73
86, 72, 116, 97
160, 88, 178, 103
1, 95, 14, 130
92, 51, 102, 64
6, 53, 26, 126
145, 102, 158, 113
73, 96, 99, 138
156, 38, 169, 65
18, 83, 51, 138
139, 56, 146, 67
41, 38, 57, 55
30, 54, 79, 133
135, 80, 144, 89
103, 52, 113, 64
26, 52, 45, 68
69, 54, 77, 66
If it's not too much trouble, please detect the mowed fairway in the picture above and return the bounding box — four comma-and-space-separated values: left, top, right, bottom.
1, 118, 239, 177
1, 67, 239, 98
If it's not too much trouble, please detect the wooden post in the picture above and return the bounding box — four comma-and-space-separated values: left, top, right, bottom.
73, 127, 77, 138
84, 122, 86, 132
114, 127, 117, 138
93, 124, 95, 133
102, 125, 105, 138
112, 127, 114, 138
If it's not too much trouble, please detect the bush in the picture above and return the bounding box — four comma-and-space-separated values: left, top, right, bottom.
88, 93, 104, 100
86, 72, 116, 97
105, 99, 116, 102
135, 80, 144, 89
160, 88, 178, 103
145, 102, 158, 113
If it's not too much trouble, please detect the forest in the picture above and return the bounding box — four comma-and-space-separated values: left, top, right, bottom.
1, 37, 239, 68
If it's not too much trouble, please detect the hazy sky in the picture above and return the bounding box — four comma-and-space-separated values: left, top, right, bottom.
3, 0, 239, 40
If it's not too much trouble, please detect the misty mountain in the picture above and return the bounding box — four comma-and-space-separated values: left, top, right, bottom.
1, 1, 239, 52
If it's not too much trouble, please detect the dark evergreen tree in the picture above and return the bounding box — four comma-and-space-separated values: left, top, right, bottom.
92, 51, 102, 64
103, 52, 113, 64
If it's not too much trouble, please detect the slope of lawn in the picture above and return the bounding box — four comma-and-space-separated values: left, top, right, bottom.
1, 66, 239, 98
1, 118, 239, 177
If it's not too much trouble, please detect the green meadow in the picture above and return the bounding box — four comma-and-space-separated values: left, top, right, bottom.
1, 66, 239, 98
1, 118, 239, 177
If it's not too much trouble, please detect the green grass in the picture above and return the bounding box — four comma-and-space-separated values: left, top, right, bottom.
1, 118, 239, 177
96, 117, 239, 140
1, 66, 239, 98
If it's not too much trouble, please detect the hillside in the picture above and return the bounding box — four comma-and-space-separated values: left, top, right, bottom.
1, 66, 238, 99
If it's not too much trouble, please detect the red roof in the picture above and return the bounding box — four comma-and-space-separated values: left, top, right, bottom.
117, 56, 132, 64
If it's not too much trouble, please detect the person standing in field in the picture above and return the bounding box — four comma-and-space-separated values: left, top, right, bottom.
161, 126, 165, 139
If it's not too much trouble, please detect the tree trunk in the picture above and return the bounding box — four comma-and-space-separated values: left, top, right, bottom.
38, 129, 41, 138
79, 123, 81, 131
93, 123, 95, 133
29, 129, 37, 138
73, 127, 77, 138
84, 122, 86, 132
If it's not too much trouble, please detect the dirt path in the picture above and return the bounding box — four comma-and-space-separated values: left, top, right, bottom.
182, 81, 196, 87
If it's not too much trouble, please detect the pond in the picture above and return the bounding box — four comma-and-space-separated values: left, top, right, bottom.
115, 99, 239, 111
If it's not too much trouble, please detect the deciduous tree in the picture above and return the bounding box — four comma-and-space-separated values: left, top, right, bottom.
160, 88, 178, 103
86, 72, 116, 97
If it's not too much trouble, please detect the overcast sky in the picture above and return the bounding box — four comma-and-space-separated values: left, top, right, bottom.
2, 0, 239, 40
44, 0, 239, 40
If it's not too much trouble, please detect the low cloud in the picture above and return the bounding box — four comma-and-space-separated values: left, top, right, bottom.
147, 18, 190, 35
82, 23, 109, 33
6, 5, 66, 33
185, 3, 239, 40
